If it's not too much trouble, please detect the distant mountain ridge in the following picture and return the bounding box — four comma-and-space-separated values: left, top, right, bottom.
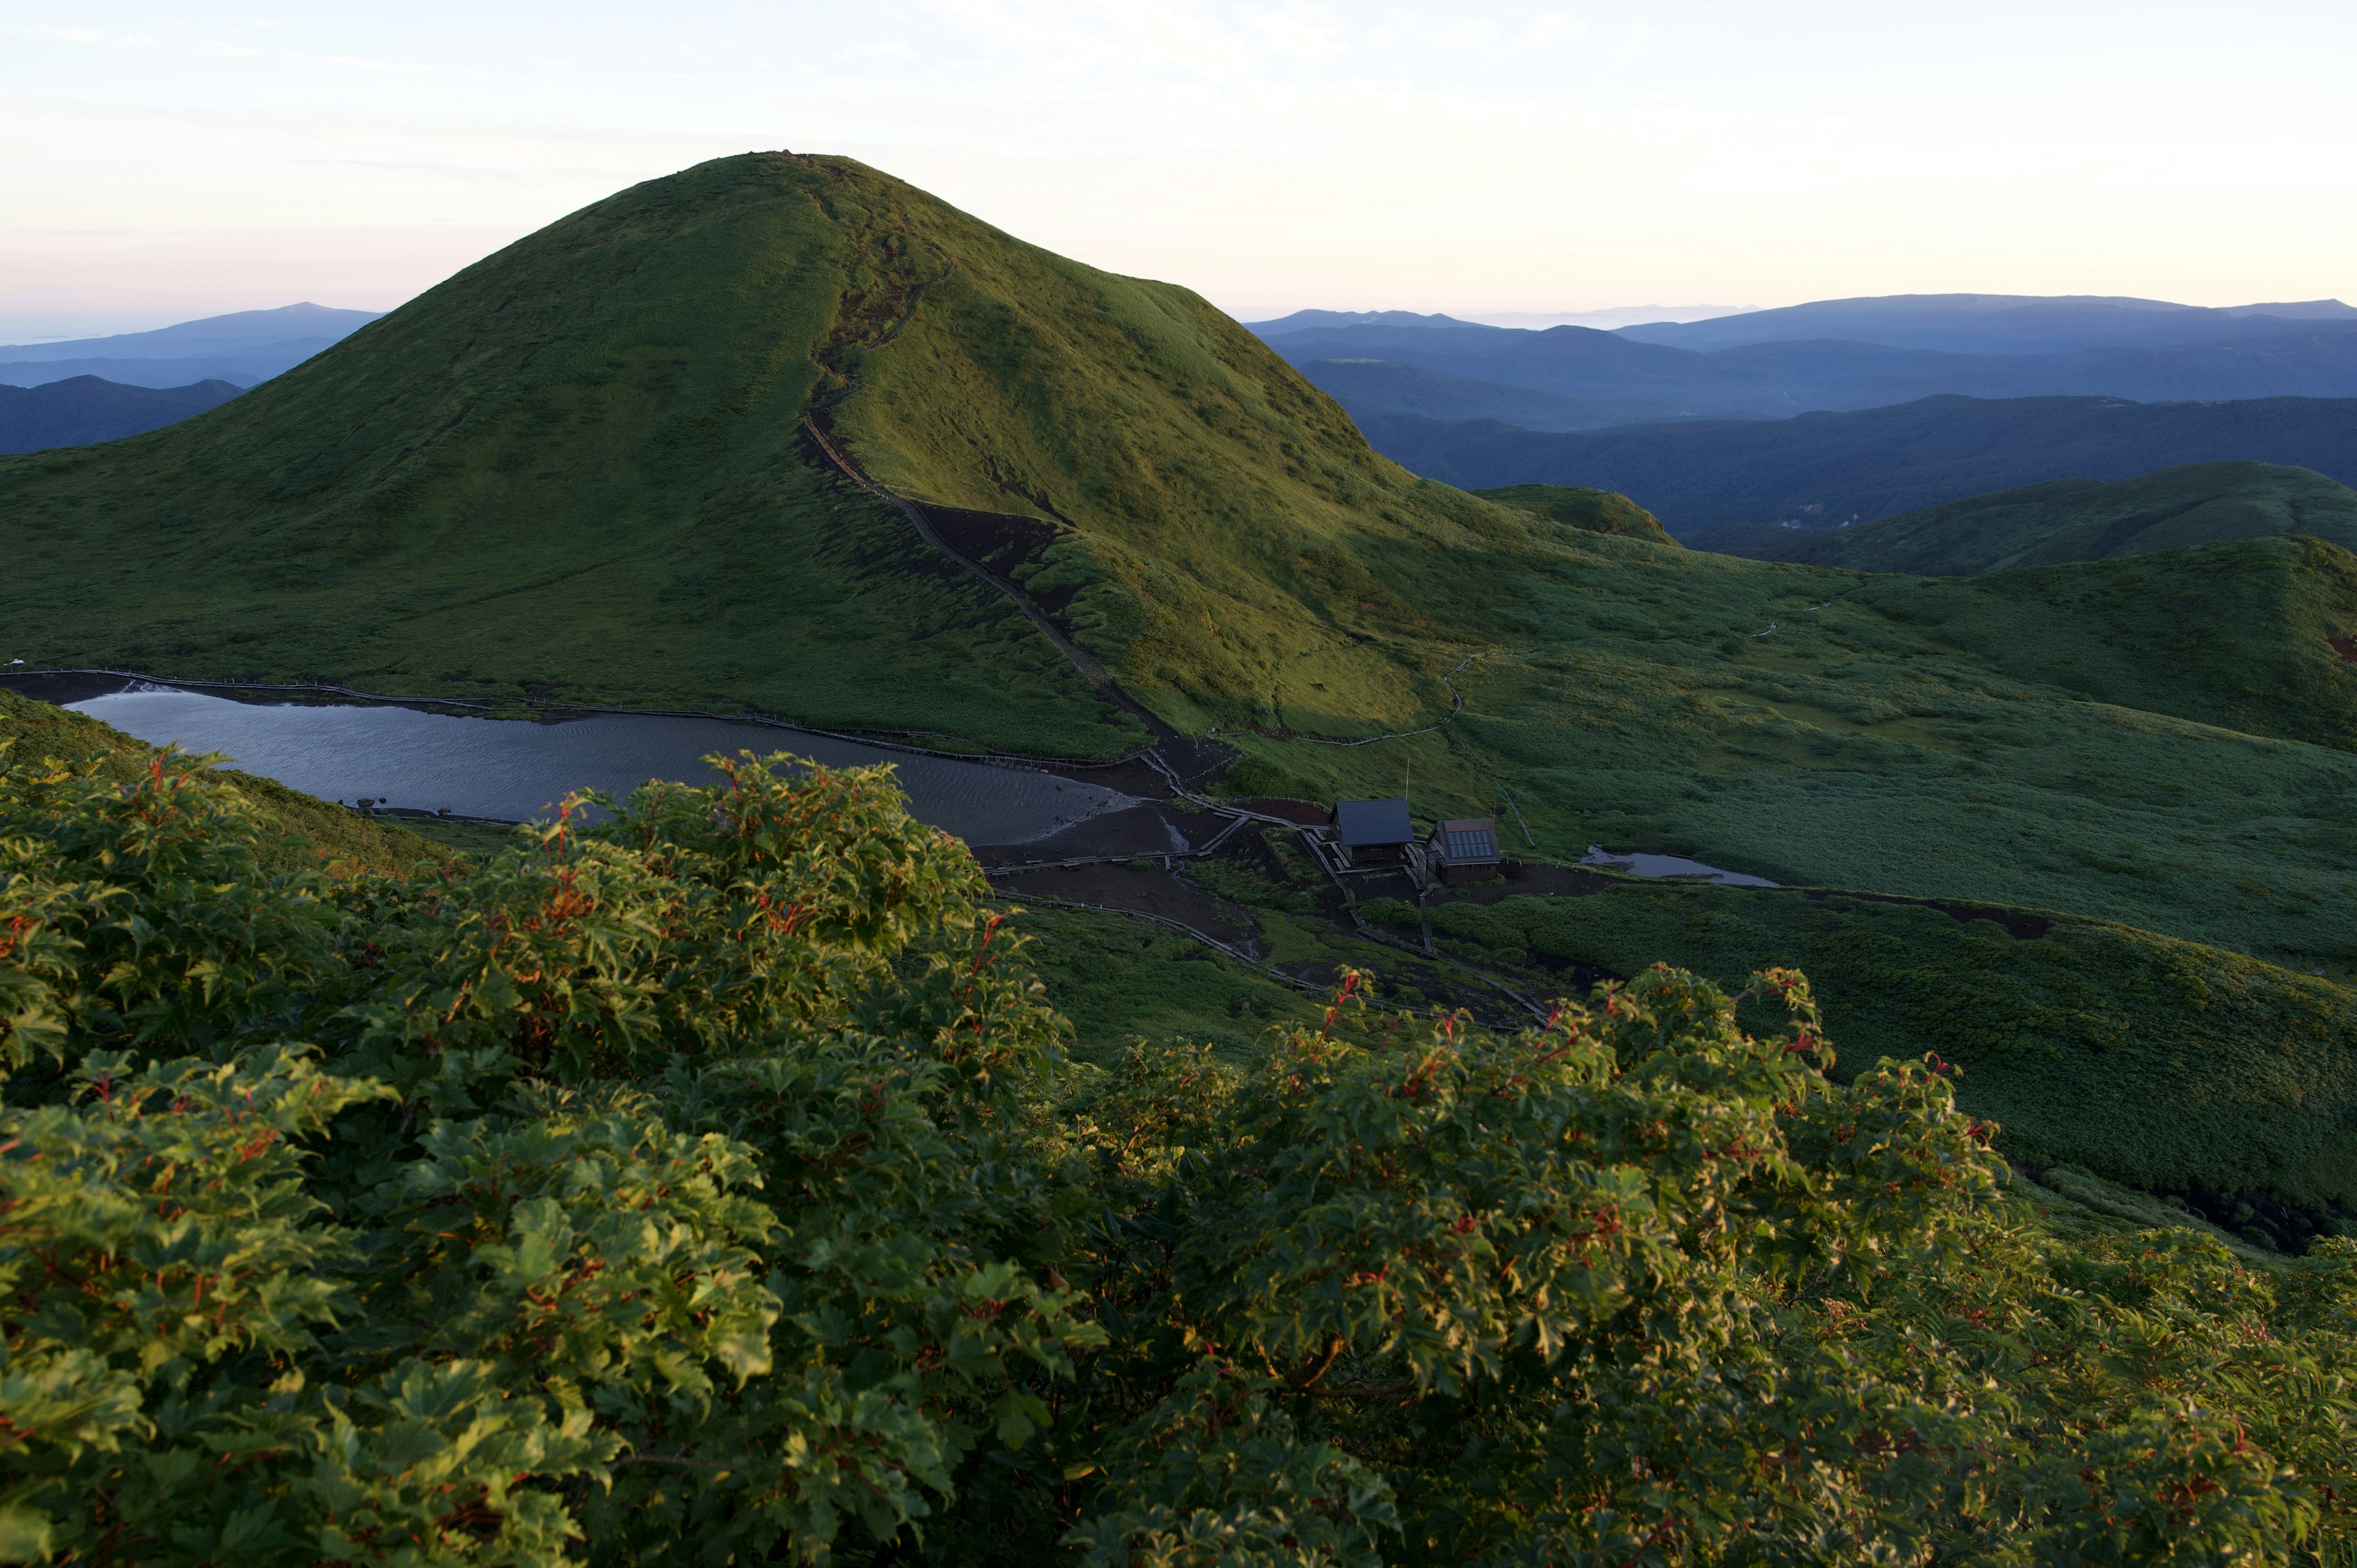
0, 376, 243, 455
1247, 305, 1755, 334
1616, 293, 2357, 355
1257, 317, 2357, 433
1687, 462, 2357, 573
0, 303, 382, 390
1248, 309, 1490, 336
1249, 294, 2357, 358
1245, 292, 2357, 436
1359, 395, 2357, 533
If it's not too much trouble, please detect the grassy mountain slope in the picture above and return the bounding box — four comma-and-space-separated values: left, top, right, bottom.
0, 156, 1152, 756
0, 153, 1558, 752
1691, 461, 2357, 574
1225, 528, 2357, 976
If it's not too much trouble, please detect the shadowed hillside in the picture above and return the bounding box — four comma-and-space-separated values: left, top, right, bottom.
1692, 462, 2357, 574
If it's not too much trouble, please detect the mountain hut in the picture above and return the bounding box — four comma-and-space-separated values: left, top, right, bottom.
1332, 797, 1415, 868
1428, 817, 1502, 882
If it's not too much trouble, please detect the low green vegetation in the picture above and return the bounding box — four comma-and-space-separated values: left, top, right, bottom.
1358, 881, 2357, 1227
1208, 528, 2357, 976
1705, 460, 2357, 574
0, 687, 444, 876
9, 747, 2356, 1565
999, 902, 1322, 1058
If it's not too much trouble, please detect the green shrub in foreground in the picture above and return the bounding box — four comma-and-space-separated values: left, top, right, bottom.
3, 746, 2353, 1565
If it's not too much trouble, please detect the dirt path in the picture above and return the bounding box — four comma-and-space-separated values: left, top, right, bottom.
802, 417, 1117, 687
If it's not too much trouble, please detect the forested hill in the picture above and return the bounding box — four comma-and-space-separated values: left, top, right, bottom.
1691, 461, 2357, 573
1358, 395, 2357, 533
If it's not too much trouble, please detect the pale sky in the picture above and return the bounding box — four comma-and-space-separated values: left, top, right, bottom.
4, 0, 2355, 342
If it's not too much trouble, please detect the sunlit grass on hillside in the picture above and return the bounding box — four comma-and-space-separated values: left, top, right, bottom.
1204, 528, 2357, 974
1711, 460, 2357, 575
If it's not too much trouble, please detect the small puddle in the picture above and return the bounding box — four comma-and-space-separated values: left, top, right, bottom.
1582, 844, 1778, 887
42, 682, 1141, 846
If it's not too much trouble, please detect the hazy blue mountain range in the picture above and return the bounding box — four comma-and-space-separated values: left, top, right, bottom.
1250, 309, 1492, 335
1358, 395, 2357, 534
1252, 295, 2357, 356
0, 376, 244, 455
1685, 462, 2357, 572
1614, 293, 2357, 355
0, 303, 382, 389
1250, 306, 1757, 333
1253, 314, 2357, 433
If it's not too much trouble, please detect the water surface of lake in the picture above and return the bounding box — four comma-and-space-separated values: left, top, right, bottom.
66, 686, 1139, 846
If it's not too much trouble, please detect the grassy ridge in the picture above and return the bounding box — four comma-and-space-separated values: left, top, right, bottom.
1696, 461, 2357, 573
1471, 483, 1680, 544
794, 156, 1534, 733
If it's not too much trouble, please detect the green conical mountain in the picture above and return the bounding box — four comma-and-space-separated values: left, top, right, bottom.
1697, 460, 2357, 575
0, 152, 1543, 754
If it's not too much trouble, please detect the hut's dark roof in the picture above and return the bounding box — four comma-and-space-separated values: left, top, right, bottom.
1436, 817, 1499, 861
1333, 797, 1414, 847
